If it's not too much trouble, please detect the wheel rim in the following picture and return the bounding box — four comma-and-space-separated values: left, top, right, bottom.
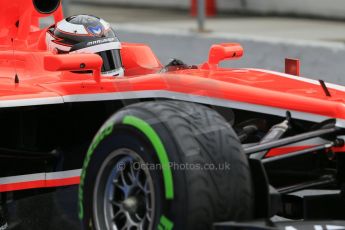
94, 149, 155, 230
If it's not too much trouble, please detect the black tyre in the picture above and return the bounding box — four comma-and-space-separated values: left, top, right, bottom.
79, 100, 253, 230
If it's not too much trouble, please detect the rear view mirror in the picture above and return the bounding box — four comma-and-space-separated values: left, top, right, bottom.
204, 43, 243, 69
44, 54, 103, 82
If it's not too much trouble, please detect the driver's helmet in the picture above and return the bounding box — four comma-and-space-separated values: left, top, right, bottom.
46, 15, 124, 77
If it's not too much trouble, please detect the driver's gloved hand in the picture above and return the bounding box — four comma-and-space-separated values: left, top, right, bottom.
160, 59, 197, 73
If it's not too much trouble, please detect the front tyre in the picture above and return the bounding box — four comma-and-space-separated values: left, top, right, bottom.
80, 101, 253, 230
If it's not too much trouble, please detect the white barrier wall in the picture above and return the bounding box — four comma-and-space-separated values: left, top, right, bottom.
244, 0, 345, 19
73, 0, 242, 10
74, 0, 345, 19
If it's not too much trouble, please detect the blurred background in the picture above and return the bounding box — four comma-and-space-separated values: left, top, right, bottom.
62, 0, 345, 84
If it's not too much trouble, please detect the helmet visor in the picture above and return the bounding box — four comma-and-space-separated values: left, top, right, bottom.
96, 49, 123, 75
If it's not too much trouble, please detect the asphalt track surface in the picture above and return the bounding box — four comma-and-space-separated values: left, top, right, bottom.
68, 3, 345, 85
116, 27, 345, 85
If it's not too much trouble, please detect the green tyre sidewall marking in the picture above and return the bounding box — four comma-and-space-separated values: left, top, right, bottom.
159, 215, 174, 230
78, 115, 175, 228
78, 122, 114, 220
122, 115, 174, 199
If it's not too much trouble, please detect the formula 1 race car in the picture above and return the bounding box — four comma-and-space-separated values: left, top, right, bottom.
1, 0, 345, 230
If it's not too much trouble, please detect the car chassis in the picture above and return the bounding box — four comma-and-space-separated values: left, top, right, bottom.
1, 0, 345, 229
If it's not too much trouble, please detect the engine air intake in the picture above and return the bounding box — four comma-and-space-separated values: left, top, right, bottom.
32, 0, 61, 14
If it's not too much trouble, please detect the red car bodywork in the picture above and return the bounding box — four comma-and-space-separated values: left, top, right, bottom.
1, 0, 345, 192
